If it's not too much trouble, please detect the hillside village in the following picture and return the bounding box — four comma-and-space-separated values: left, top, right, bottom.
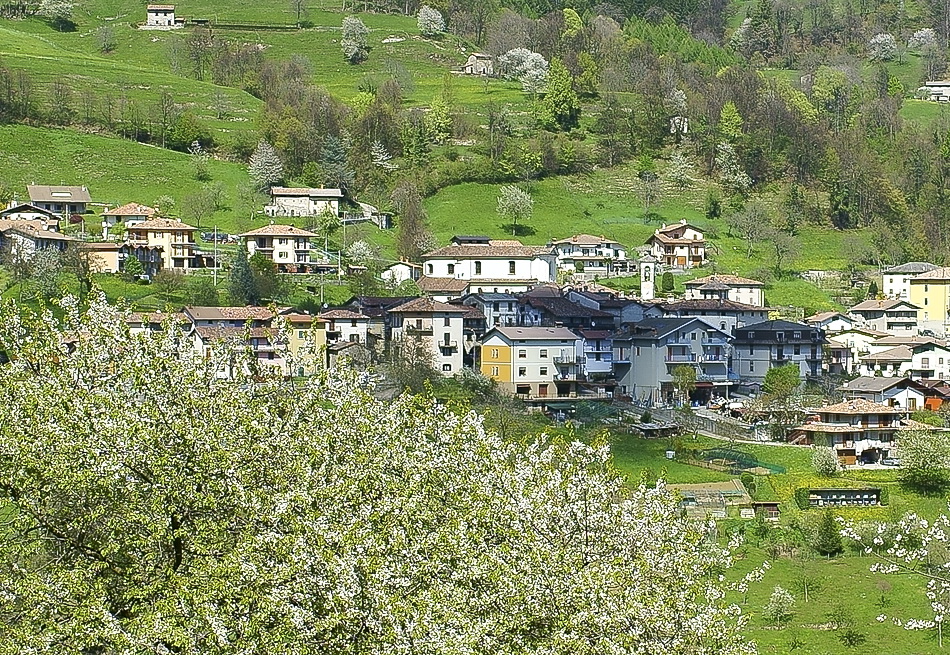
10, 0, 950, 652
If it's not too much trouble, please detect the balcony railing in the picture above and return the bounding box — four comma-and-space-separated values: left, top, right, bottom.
439, 341, 459, 350
554, 355, 579, 364
406, 325, 433, 336
666, 354, 697, 363
702, 337, 729, 345
701, 353, 728, 362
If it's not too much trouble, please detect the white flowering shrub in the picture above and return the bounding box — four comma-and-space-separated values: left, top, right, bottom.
341, 15, 369, 63
0, 295, 762, 652
868, 32, 897, 61
908, 28, 938, 50
716, 142, 752, 195
417, 5, 444, 36
498, 47, 549, 94
764, 586, 795, 626
812, 446, 840, 476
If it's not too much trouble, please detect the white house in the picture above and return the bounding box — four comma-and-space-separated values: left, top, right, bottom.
883, 262, 939, 300
421, 235, 556, 285
0, 203, 60, 231
145, 4, 179, 27
848, 298, 920, 334
683, 274, 765, 307
382, 261, 422, 285
859, 340, 950, 380
0, 220, 74, 261
549, 234, 627, 276
240, 223, 318, 272
646, 219, 705, 268
101, 202, 157, 240
839, 377, 928, 411
922, 80, 950, 102
265, 187, 343, 218
27, 185, 91, 216
319, 309, 371, 346
804, 311, 855, 333
388, 297, 466, 375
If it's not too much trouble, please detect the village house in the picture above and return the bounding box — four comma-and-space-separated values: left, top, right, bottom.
655, 298, 769, 334
804, 311, 855, 333
566, 289, 662, 326
730, 320, 825, 384
827, 326, 890, 374
0, 220, 74, 261
264, 187, 343, 218
518, 290, 615, 330
319, 309, 372, 348
480, 326, 584, 401
883, 261, 938, 300
26, 185, 91, 216
848, 298, 920, 334
191, 325, 286, 378
612, 318, 734, 405
683, 274, 765, 307
145, 4, 178, 27
646, 220, 706, 269
909, 266, 950, 336
838, 376, 928, 411
388, 297, 467, 375
282, 312, 327, 374
80, 242, 163, 276
421, 236, 557, 288
461, 292, 520, 328
183, 305, 276, 329
101, 203, 157, 240
549, 234, 628, 277
381, 261, 422, 285
240, 224, 319, 272
858, 337, 950, 380
126, 311, 189, 336
462, 52, 493, 75
126, 218, 198, 271
788, 398, 920, 465
825, 338, 853, 375
578, 329, 614, 382
416, 276, 471, 302
0, 203, 60, 231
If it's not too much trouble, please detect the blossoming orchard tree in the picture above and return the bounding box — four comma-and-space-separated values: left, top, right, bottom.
0, 295, 758, 653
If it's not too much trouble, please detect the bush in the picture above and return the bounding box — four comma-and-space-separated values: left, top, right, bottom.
640, 411, 652, 423
794, 487, 810, 510
812, 447, 840, 477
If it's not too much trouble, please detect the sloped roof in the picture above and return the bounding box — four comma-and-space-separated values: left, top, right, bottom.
319, 309, 369, 320
850, 298, 920, 311
0, 203, 57, 218
805, 311, 850, 324
490, 326, 580, 341
240, 224, 319, 238
816, 398, 907, 414
185, 306, 276, 321
862, 345, 914, 362
872, 334, 947, 346
128, 218, 197, 231
523, 296, 613, 319
389, 297, 467, 314
630, 317, 724, 339
838, 376, 911, 393
270, 187, 343, 197
417, 277, 469, 292
27, 185, 91, 203
550, 234, 622, 246
102, 202, 157, 217
685, 274, 764, 287
0, 220, 73, 241
912, 266, 950, 281
884, 262, 939, 274
424, 240, 554, 258
658, 299, 765, 313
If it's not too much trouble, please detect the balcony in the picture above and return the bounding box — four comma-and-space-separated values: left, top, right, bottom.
702, 337, 729, 345
439, 341, 459, 350
405, 325, 433, 336
554, 355, 579, 364
772, 355, 794, 364
585, 360, 613, 374
583, 344, 613, 353
666, 354, 697, 363
701, 353, 728, 362
667, 337, 693, 345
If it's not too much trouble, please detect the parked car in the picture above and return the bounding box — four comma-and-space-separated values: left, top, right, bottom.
881, 457, 901, 467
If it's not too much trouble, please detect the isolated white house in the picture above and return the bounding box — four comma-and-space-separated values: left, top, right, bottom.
265, 188, 343, 218
145, 4, 178, 27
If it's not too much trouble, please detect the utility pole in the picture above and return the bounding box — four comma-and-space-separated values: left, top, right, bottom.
213, 225, 218, 286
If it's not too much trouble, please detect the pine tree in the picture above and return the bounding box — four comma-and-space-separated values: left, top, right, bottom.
813, 509, 843, 557
248, 140, 283, 191
229, 246, 258, 305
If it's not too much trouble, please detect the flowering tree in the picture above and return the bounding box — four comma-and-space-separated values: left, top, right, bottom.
496, 184, 533, 235
764, 586, 795, 627
498, 48, 549, 94
868, 33, 897, 61
248, 139, 284, 190
341, 16, 369, 63
909, 28, 938, 50
716, 142, 752, 196
417, 5, 444, 36
812, 446, 840, 476
899, 428, 950, 492
0, 295, 759, 653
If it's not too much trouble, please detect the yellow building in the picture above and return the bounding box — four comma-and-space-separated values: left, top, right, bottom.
909, 266, 950, 336
480, 326, 582, 399
126, 217, 197, 270
283, 312, 327, 374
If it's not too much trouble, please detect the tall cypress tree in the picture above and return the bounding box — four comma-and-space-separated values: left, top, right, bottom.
229, 246, 258, 305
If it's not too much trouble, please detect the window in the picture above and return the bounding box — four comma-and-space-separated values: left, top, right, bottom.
518, 349, 527, 358
794, 345, 800, 355
444, 316, 451, 326
540, 367, 548, 376
278, 238, 288, 245
508, 261, 516, 275
692, 332, 697, 340
776, 332, 785, 341
793, 331, 801, 339
518, 367, 527, 377
349, 334, 360, 343
447, 264, 455, 275
942, 358, 945, 365
493, 302, 499, 311
442, 364, 452, 372
925, 298, 929, 306
491, 366, 499, 376
923, 357, 931, 368
749, 361, 754, 372
350, 319, 357, 327
416, 319, 423, 329
427, 264, 433, 274
749, 346, 754, 355
475, 261, 482, 275
491, 348, 499, 359
636, 347, 641, 356
540, 349, 548, 358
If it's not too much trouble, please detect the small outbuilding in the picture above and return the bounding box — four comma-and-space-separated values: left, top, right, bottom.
462, 53, 493, 76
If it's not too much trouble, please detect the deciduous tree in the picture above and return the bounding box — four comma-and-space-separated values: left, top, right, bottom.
248, 139, 284, 190
417, 5, 444, 36
496, 184, 533, 235
342, 16, 369, 63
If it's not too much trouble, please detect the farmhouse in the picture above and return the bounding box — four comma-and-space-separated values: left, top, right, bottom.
462, 53, 493, 75
0, 220, 74, 260
145, 4, 180, 28
683, 274, 765, 307
265, 187, 343, 218
421, 236, 557, 286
